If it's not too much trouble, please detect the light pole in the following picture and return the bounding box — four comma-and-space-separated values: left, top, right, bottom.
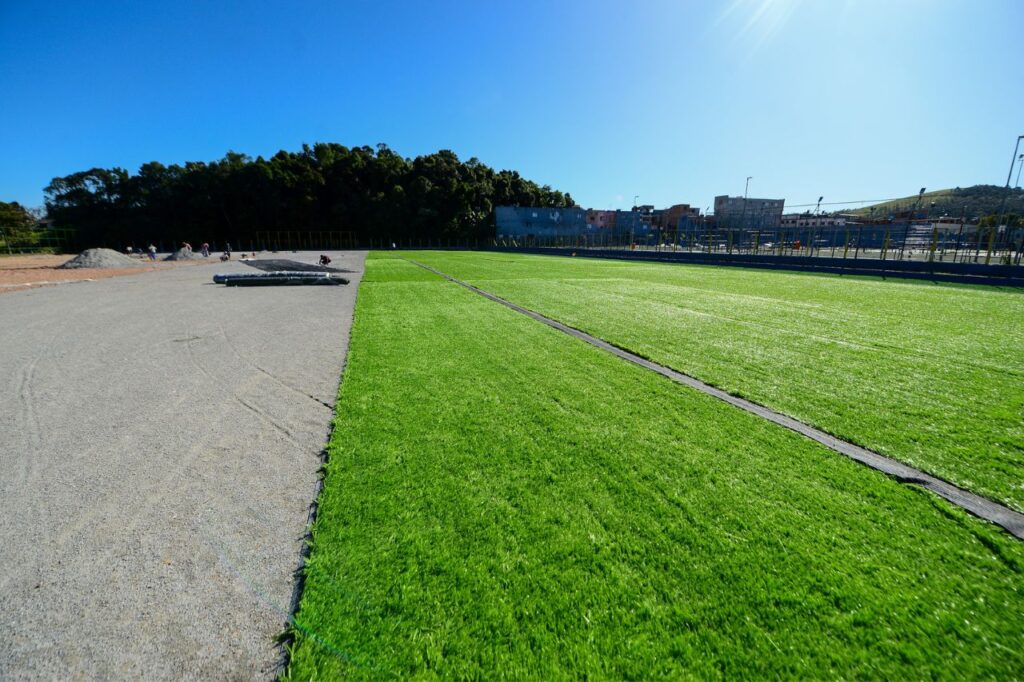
1015, 153, 1024, 264
995, 135, 1024, 263
811, 196, 823, 257
954, 204, 966, 263
1003, 136, 1024, 188
736, 176, 751, 253
899, 187, 926, 260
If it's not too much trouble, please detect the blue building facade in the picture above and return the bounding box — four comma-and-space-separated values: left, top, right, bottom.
496, 206, 658, 239
495, 206, 589, 238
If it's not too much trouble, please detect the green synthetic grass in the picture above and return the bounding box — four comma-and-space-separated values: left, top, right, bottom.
407, 251, 1024, 512
285, 255, 1024, 679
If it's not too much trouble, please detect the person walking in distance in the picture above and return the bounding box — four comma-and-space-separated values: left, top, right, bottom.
148, 244, 157, 261
201, 242, 210, 257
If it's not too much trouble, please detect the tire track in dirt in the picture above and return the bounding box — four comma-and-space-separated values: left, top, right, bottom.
184, 327, 307, 450
215, 319, 334, 409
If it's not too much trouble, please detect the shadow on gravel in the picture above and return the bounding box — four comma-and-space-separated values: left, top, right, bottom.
241, 259, 355, 273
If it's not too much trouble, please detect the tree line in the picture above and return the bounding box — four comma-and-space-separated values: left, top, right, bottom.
43, 144, 576, 251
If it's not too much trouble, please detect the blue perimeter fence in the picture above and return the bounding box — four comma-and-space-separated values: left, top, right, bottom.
492, 222, 1024, 267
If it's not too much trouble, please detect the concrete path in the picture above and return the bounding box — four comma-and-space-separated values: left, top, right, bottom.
0, 251, 366, 679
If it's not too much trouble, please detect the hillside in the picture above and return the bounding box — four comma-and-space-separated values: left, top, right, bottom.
845, 185, 1024, 219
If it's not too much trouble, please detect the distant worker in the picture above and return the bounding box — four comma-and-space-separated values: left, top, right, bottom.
319, 254, 332, 266
126, 246, 133, 255
182, 241, 192, 253
201, 242, 210, 257
148, 244, 157, 260
220, 251, 230, 262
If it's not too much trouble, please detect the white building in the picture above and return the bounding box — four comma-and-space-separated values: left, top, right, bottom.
780, 213, 847, 228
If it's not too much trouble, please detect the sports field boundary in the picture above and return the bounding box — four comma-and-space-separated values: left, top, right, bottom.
488, 247, 1024, 287
278, 253, 369, 678
406, 258, 1024, 540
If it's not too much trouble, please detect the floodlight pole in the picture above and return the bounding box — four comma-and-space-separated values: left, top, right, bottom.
811, 196, 823, 257
953, 205, 966, 263
738, 177, 751, 250
1004, 136, 1024, 187
995, 136, 1023, 264
899, 187, 926, 261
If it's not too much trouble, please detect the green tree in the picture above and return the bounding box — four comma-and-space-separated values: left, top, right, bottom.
43, 142, 576, 249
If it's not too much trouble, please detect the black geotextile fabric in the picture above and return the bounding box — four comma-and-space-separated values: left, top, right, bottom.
241, 259, 351, 273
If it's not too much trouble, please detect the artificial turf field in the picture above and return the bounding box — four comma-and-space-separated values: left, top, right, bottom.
405, 251, 1024, 512
285, 254, 1023, 679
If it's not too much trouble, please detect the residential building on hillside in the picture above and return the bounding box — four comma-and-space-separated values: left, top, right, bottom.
714, 195, 785, 229
497, 201, 701, 239
613, 209, 644, 233
781, 213, 847, 228
586, 209, 617, 230
659, 203, 701, 230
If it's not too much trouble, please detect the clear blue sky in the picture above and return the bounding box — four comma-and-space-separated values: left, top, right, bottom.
1, 0, 1021, 213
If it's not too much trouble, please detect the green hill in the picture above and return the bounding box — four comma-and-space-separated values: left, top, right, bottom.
844, 185, 1024, 220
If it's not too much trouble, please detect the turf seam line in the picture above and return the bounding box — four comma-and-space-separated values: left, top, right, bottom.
406, 259, 1024, 541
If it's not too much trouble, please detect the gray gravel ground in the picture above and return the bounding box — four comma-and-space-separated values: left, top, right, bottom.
0, 251, 366, 679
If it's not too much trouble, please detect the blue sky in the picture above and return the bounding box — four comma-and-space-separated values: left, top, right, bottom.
1, 0, 1021, 212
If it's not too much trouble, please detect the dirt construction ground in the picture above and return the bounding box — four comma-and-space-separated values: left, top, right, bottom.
0, 253, 205, 292
0, 251, 366, 679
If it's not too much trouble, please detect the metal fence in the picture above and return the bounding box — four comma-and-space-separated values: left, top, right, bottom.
252, 231, 359, 252
0, 226, 75, 254
493, 222, 1024, 266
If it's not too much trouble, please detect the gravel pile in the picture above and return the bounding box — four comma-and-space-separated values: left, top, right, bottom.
60, 248, 142, 269
164, 248, 201, 261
